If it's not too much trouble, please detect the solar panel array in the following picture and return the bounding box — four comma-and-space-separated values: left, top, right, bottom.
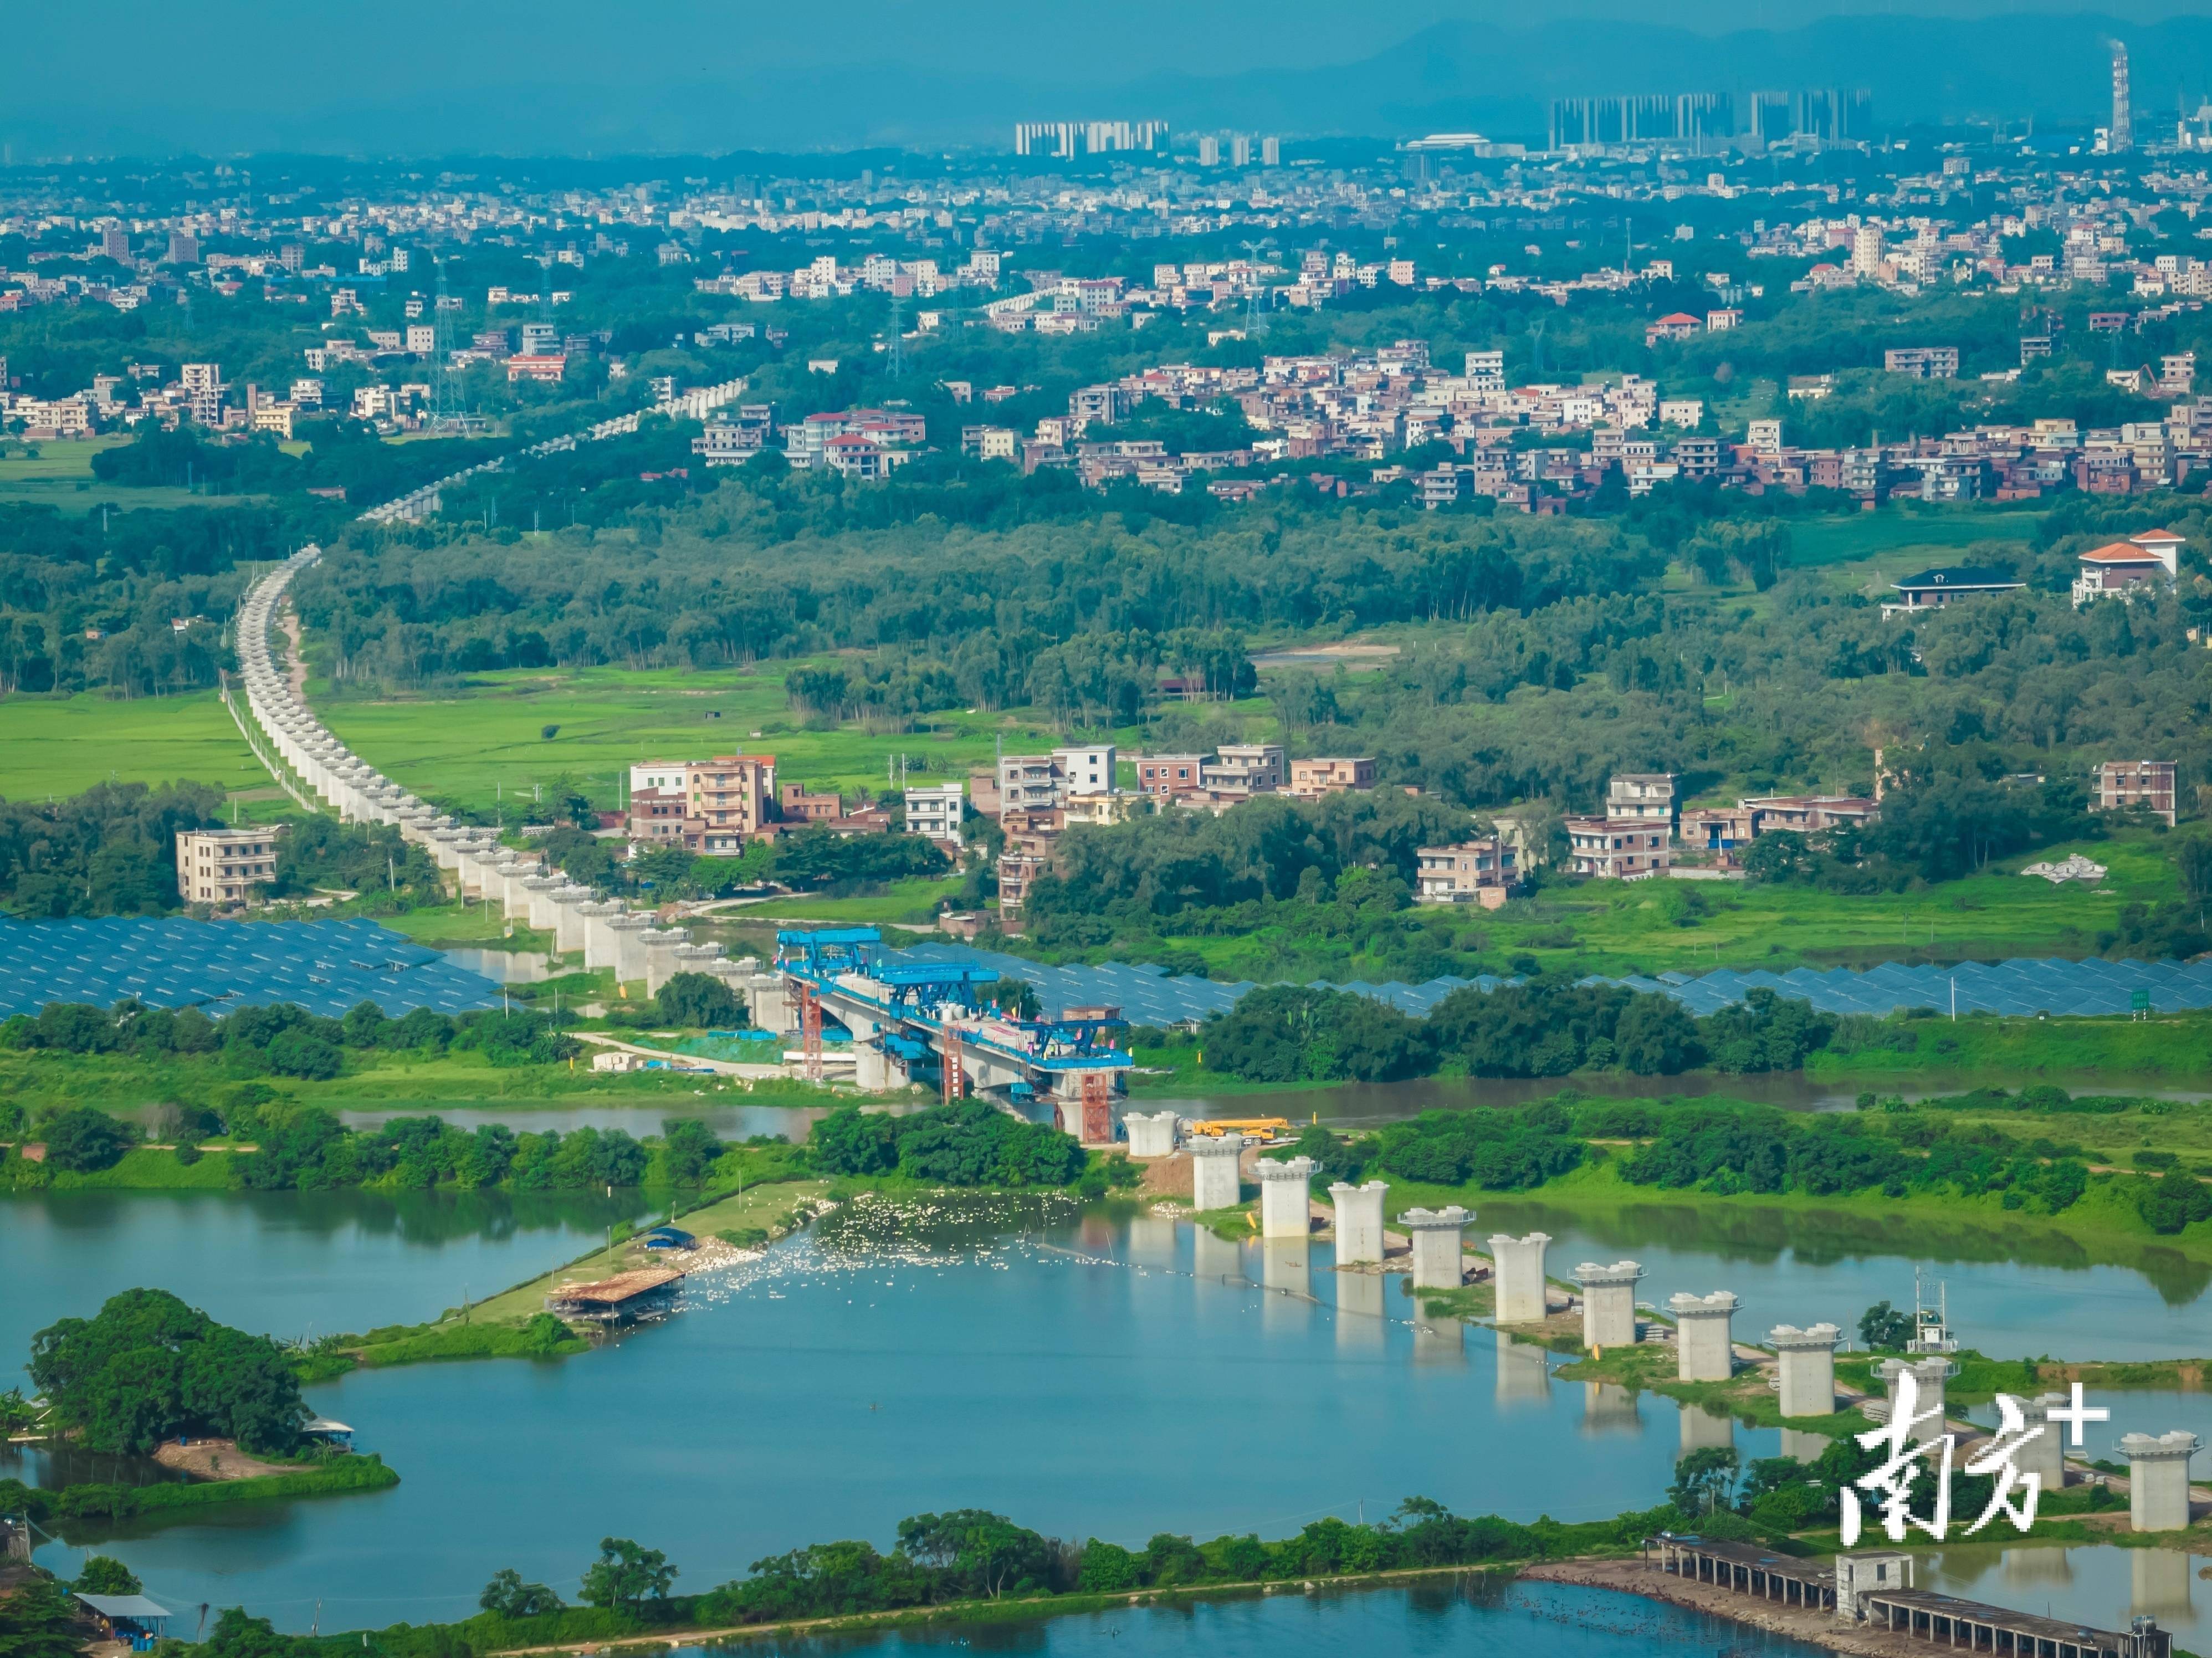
1614, 957, 2212, 1019
0, 918, 505, 1019
885, 942, 2210, 1026
883, 943, 1506, 1025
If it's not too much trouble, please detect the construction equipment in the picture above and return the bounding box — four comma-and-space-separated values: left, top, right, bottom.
1185, 1117, 1293, 1143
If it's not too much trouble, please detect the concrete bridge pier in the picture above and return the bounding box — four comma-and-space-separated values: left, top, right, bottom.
1875, 1355, 1956, 1442
2018, 1393, 2072, 1488
524, 876, 565, 932
639, 928, 689, 995
1670, 1291, 1740, 1382
579, 901, 626, 970
1574, 1260, 1646, 1351
550, 886, 594, 954
608, 914, 653, 985
1402, 1206, 1471, 1289
1124, 1111, 1178, 1158
1328, 1180, 1388, 1265
1770, 1322, 1841, 1418
1257, 1158, 1317, 1239
2122, 1431, 2200, 1533
1189, 1134, 1244, 1211
1488, 1231, 1553, 1325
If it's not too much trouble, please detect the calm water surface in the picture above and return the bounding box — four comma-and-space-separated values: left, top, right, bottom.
1913, 1546, 2212, 1655
8, 1174, 2210, 1633
21, 1199, 1781, 1628
679, 1579, 1832, 1658
0, 1189, 637, 1359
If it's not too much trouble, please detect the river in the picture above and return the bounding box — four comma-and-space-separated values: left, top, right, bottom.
667, 1578, 1835, 1658
7, 1190, 2210, 1634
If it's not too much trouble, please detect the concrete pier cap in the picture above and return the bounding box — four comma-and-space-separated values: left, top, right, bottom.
1574, 1260, 1646, 1351
1401, 1206, 1471, 1290
1188, 1133, 1245, 1211
1488, 1231, 1553, 1325
1768, 1322, 1841, 1418
2122, 1430, 2201, 1533
2016, 1393, 2072, 1488
1257, 1157, 1318, 1239
1123, 1111, 1179, 1159
1874, 1355, 1957, 1442
1667, 1290, 1739, 1382
1327, 1180, 1389, 1265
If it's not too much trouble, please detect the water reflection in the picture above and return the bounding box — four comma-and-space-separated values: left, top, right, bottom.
1921, 1546, 2209, 1653
2, 1188, 639, 1359
1581, 1382, 1643, 1437
1678, 1404, 1736, 1455
1336, 1272, 1385, 1350
1468, 1195, 2212, 1349
1493, 1328, 1549, 1401
26, 1202, 1778, 1629
337, 1103, 830, 1140
438, 948, 559, 982
668, 1579, 1834, 1658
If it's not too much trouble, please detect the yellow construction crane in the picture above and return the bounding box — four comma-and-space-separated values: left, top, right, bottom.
1185, 1117, 1293, 1142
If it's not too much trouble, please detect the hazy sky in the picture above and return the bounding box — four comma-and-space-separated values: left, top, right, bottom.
8, 1, 2200, 156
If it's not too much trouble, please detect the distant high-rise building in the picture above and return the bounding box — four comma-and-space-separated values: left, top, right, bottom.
1231, 133, 1252, 167
2110, 40, 2133, 152
1850, 224, 1885, 277
1012, 120, 1166, 158
166, 231, 198, 264
1550, 86, 1862, 150
1261, 135, 1281, 166
1198, 135, 1220, 167
100, 226, 129, 261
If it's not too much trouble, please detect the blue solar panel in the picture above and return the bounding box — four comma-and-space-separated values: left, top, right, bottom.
0, 918, 504, 1019
879, 944, 2212, 1026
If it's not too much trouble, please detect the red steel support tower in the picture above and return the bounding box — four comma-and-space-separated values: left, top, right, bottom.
797, 981, 823, 1083
1079, 1069, 1113, 1147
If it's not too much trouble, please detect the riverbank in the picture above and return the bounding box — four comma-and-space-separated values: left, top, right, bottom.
5, 1452, 398, 1532
0, 1045, 848, 1126
1396, 1159, 2212, 1271
297, 1179, 831, 1377
483, 1563, 1525, 1657
1521, 1556, 1922, 1658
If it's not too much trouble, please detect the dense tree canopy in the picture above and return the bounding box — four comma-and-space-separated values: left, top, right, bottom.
29, 1288, 308, 1455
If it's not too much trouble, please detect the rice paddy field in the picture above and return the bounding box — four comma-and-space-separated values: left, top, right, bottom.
309, 664, 1078, 817
0, 436, 272, 514
0, 689, 268, 801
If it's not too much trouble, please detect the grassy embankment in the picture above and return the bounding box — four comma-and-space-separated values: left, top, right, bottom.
0, 1043, 848, 1129
299, 1179, 831, 1375
1432, 1156, 2212, 1268
16, 1454, 402, 1531
1118, 827, 2184, 985
1128, 1009, 2212, 1098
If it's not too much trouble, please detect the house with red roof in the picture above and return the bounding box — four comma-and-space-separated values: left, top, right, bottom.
1645, 313, 1703, 347
2072, 528, 2184, 606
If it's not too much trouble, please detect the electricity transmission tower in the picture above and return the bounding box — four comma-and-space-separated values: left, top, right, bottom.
428, 258, 467, 432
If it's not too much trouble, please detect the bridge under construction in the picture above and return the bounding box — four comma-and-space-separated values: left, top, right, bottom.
774, 928, 1133, 1144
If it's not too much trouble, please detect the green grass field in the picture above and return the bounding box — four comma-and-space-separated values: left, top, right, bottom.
314, 665, 1079, 816
0, 690, 269, 801
1787, 503, 2046, 570
1133, 829, 2178, 982
0, 438, 273, 515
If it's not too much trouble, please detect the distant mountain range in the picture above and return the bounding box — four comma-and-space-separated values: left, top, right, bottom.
6, 10, 2208, 157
